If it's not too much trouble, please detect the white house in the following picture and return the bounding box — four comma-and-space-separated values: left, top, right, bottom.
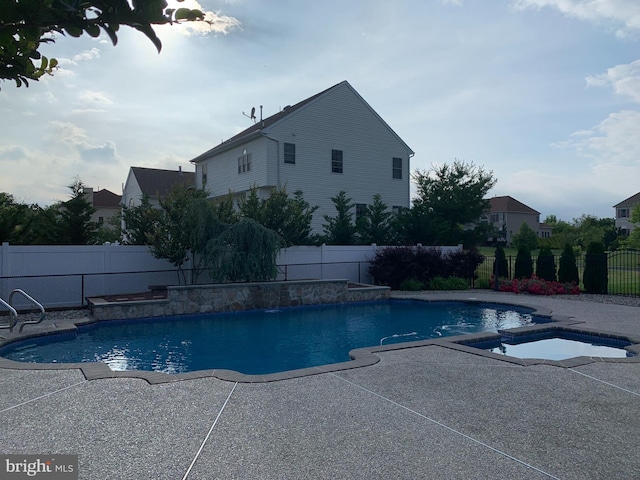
614, 192, 640, 236
190, 81, 414, 233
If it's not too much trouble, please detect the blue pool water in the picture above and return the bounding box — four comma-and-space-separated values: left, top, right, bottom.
1, 300, 540, 375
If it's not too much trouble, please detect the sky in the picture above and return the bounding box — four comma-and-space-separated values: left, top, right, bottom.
1, 0, 639, 222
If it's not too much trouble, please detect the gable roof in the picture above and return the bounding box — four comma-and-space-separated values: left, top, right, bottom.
131, 167, 195, 198
190, 80, 413, 163
92, 189, 121, 208
488, 196, 540, 215
613, 192, 640, 208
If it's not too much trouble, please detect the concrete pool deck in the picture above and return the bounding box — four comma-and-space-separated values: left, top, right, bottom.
1, 291, 639, 479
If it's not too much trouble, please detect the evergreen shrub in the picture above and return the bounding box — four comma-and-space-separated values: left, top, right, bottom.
583, 241, 608, 294
514, 246, 533, 279
558, 244, 579, 284
535, 246, 556, 281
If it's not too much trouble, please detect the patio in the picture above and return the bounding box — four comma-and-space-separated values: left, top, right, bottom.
1, 291, 639, 479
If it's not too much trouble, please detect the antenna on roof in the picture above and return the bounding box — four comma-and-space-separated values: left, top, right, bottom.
242, 107, 257, 123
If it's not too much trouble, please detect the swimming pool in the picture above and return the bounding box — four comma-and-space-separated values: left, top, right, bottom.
0, 300, 541, 375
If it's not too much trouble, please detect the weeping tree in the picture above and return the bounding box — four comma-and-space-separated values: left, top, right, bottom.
205, 219, 284, 283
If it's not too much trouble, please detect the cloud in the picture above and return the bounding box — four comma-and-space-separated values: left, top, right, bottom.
79, 141, 118, 163
45, 121, 119, 164
166, 1, 241, 35
0, 145, 29, 161
441, 0, 463, 5
513, 0, 640, 37
586, 59, 640, 102
78, 90, 113, 107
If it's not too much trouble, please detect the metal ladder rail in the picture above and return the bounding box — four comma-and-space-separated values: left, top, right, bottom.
0, 297, 18, 336
9, 289, 47, 333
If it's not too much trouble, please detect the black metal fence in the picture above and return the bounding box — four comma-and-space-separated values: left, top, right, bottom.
475, 250, 640, 296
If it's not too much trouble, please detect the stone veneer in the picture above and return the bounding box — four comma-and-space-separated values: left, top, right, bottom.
87, 279, 390, 321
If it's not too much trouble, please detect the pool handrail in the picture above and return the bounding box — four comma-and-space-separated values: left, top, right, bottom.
8, 289, 47, 333
0, 297, 18, 334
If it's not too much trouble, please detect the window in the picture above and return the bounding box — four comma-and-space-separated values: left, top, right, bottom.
392, 205, 403, 215
618, 208, 629, 218
392, 157, 402, 179
201, 164, 208, 187
356, 203, 367, 222
98, 216, 104, 224
284, 143, 296, 164
331, 149, 343, 173
238, 151, 252, 174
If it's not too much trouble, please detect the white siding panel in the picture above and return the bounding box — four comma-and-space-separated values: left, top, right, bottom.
203, 137, 272, 197
266, 83, 411, 231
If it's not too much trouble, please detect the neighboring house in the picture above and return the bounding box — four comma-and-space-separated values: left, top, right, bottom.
84, 188, 121, 226
121, 166, 195, 209
189, 80, 414, 233
484, 196, 549, 246
613, 192, 640, 235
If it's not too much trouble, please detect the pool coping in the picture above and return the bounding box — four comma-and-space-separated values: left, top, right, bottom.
1, 298, 639, 384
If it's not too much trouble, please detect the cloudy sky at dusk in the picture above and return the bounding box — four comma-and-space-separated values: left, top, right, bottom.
1, 0, 639, 221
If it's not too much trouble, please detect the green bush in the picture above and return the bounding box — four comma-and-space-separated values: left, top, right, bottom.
427, 276, 469, 290
399, 278, 424, 291
583, 241, 608, 294
535, 246, 556, 281
514, 246, 533, 279
558, 244, 579, 284
474, 278, 491, 289
493, 245, 509, 278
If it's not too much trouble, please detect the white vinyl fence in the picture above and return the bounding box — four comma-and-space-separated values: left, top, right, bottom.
0, 243, 461, 309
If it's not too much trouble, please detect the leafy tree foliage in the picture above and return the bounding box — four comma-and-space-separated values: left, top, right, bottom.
147, 185, 208, 282
535, 246, 556, 281
558, 243, 579, 284
583, 241, 608, 294
122, 195, 161, 245
356, 194, 393, 245
1, 0, 207, 88
238, 186, 317, 246
514, 245, 533, 279
544, 214, 622, 251
398, 160, 496, 246
322, 190, 357, 245
511, 222, 538, 251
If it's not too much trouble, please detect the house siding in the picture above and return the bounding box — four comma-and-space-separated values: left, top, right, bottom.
122, 171, 144, 207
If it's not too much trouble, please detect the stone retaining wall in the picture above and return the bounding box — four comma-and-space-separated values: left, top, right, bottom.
87, 280, 390, 321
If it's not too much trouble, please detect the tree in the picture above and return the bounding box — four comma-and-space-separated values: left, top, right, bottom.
535, 246, 556, 282
514, 246, 533, 279
583, 241, 608, 294
58, 178, 98, 244
558, 243, 579, 284
511, 222, 538, 251
493, 245, 509, 279
357, 194, 393, 245
1, 1, 207, 88
204, 219, 283, 283
238, 186, 317, 246
122, 195, 161, 245
402, 160, 496, 246
148, 184, 208, 283
322, 191, 357, 245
